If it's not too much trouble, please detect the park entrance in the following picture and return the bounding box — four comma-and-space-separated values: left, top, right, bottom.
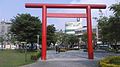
25, 3, 106, 61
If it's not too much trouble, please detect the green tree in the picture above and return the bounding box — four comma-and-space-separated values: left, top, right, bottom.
110, 2, 120, 17
47, 24, 56, 47
54, 30, 65, 45
81, 32, 96, 43
97, 3, 120, 51
109, 3, 120, 51
10, 13, 42, 44
81, 32, 96, 49
67, 35, 79, 47
54, 30, 69, 46
0, 37, 4, 43
0, 36, 4, 50
97, 16, 110, 44
10, 34, 17, 45
54, 30, 80, 48
81, 32, 87, 45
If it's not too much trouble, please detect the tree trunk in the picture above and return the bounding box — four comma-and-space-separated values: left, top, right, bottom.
114, 41, 118, 52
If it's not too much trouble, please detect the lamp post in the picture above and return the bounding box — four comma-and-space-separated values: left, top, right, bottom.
21, 42, 27, 62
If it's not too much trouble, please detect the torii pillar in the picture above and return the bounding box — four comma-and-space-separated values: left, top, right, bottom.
25, 3, 106, 61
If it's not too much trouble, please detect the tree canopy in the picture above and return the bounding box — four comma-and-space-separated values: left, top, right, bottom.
54, 30, 80, 48
81, 32, 96, 43
97, 3, 120, 51
10, 13, 42, 43
47, 24, 56, 46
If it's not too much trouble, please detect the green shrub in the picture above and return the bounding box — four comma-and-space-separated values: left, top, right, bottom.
99, 56, 120, 67
31, 55, 37, 61
109, 56, 120, 65
31, 50, 41, 61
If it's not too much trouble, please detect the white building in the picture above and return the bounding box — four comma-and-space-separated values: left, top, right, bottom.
65, 18, 82, 35
0, 20, 11, 36
0, 20, 16, 49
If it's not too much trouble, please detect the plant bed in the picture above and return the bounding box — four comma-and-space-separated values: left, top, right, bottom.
99, 56, 120, 67
31, 50, 41, 61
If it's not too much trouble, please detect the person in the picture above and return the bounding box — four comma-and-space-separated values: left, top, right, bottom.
55, 45, 60, 54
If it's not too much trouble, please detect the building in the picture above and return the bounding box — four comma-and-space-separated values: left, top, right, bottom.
0, 20, 16, 49
65, 18, 82, 35
65, 18, 96, 36
82, 27, 97, 33
0, 20, 11, 36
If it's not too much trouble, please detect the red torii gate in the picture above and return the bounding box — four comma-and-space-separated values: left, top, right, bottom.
25, 3, 106, 61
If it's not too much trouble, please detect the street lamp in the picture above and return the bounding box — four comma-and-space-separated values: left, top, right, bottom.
21, 42, 27, 62
77, 18, 80, 22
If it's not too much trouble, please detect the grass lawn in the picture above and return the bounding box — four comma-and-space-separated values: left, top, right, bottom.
0, 50, 36, 67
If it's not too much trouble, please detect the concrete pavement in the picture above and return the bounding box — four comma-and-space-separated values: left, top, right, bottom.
22, 50, 120, 67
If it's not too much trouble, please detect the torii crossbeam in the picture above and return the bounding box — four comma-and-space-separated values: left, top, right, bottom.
25, 3, 106, 61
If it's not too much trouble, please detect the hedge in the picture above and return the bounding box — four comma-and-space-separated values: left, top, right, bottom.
31, 50, 41, 61
99, 56, 120, 67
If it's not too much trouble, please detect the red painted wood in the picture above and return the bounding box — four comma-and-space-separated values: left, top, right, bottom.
25, 3, 106, 9
41, 5, 47, 60
86, 6, 94, 59
47, 13, 87, 18
25, 3, 106, 60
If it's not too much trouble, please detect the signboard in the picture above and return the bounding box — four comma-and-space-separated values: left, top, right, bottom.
65, 22, 82, 30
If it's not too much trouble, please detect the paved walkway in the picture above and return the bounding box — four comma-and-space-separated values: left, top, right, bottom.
22, 50, 120, 67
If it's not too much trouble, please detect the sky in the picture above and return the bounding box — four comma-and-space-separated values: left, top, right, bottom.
0, 0, 119, 30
